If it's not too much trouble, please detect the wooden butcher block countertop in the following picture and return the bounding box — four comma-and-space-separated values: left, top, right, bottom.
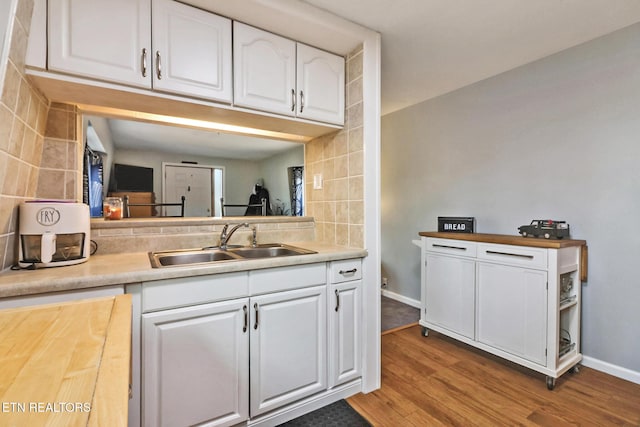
0, 294, 132, 426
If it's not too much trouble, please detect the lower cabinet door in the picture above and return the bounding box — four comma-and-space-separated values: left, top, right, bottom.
328, 280, 362, 388
477, 262, 548, 365
250, 285, 327, 416
424, 253, 475, 339
142, 298, 249, 427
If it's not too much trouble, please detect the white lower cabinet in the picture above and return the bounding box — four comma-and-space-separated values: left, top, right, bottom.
424, 253, 475, 339
420, 234, 585, 389
250, 285, 327, 416
328, 259, 362, 388
142, 299, 249, 427
136, 260, 361, 426
476, 262, 547, 365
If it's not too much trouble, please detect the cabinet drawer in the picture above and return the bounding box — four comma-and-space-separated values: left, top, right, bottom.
425, 238, 477, 257
477, 243, 547, 269
330, 259, 362, 283
249, 263, 326, 295
142, 272, 248, 312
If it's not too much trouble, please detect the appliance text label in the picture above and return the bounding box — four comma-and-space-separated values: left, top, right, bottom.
36, 207, 61, 226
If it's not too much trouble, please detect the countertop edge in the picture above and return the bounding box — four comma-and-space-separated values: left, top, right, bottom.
0, 243, 368, 298
418, 232, 587, 248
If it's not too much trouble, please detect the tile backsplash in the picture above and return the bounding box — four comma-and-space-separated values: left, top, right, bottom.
305, 45, 364, 248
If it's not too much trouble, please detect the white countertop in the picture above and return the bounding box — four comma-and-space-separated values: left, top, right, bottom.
0, 242, 367, 298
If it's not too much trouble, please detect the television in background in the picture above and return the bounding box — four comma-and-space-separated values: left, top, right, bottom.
109, 163, 154, 193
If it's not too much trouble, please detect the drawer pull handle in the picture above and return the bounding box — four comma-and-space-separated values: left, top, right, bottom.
339, 268, 357, 275
156, 51, 162, 80
485, 250, 534, 259
243, 305, 248, 333
291, 88, 296, 112
433, 244, 467, 251
335, 289, 340, 312
141, 48, 147, 77
253, 303, 259, 330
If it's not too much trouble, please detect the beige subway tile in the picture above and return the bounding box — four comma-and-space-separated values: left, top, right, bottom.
336, 224, 349, 246
336, 201, 349, 224
323, 222, 336, 245
334, 154, 348, 178
4, 234, 19, 269
67, 111, 78, 140
334, 178, 348, 201
347, 51, 363, 83
322, 134, 336, 160
65, 170, 78, 200
349, 151, 363, 176
1, 63, 19, 112
66, 140, 78, 170
333, 130, 348, 156
8, 118, 25, 157
349, 224, 364, 248
31, 134, 44, 166
16, 0, 35, 33
0, 104, 13, 152
9, 16, 28, 71
0, 235, 7, 270
348, 44, 364, 61
0, 151, 7, 194
16, 161, 29, 197
45, 108, 69, 139
324, 178, 336, 201
26, 164, 38, 197
322, 158, 335, 180
36, 100, 49, 134
348, 127, 363, 153
347, 77, 363, 108
324, 201, 336, 223
349, 176, 364, 201
349, 200, 364, 225
36, 169, 65, 199
3, 156, 20, 195
0, 196, 13, 234
40, 138, 67, 169
347, 102, 363, 129
27, 89, 39, 127
16, 78, 30, 122
8, 198, 19, 233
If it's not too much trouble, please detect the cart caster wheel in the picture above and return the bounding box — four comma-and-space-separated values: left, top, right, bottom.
569, 365, 580, 374
544, 233, 551, 239
421, 326, 429, 337
546, 376, 556, 390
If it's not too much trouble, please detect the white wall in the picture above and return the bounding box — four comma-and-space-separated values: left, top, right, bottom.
382, 23, 640, 374
0, 0, 17, 97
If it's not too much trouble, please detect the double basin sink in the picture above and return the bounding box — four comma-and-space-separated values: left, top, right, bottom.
149, 243, 317, 268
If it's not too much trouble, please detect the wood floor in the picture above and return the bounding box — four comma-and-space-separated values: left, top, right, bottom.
348, 325, 640, 426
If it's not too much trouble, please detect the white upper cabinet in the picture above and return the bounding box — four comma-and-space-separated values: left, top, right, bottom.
48, 0, 232, 102
48, 0, 152, 88
297, 43, 345, 125
233, 22, 297, 117
234, 22, 345, 125
152, 0, 232, 102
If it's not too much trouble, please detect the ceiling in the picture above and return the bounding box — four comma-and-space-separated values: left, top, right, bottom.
302, 0, 640, 115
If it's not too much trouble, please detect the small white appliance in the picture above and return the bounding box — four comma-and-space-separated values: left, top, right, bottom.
18, 201, 91, 268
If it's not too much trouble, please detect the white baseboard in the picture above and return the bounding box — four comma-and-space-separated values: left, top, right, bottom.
381, 289, 420, 309
581, 356, 640, 385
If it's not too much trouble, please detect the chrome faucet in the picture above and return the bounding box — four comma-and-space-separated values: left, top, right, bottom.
219, 222, 250, 250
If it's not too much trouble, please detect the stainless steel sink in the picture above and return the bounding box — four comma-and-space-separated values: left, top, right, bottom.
149, 244, 316, 268
229, 244, 317, 259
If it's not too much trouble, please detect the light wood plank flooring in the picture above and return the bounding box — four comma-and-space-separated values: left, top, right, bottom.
348, 325, 640, 426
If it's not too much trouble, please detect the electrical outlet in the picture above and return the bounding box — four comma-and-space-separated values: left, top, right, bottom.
313, 174, 323, 189
382, 277, 388, 288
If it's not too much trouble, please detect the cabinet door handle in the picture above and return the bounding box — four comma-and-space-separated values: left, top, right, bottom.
253, 303, 259, 330
300, 90, 305, 113
485, 250, 534, 259
339, 268, 357, 275
291, 89, 296, 112
141, 48, 148, 78
242, 304, 248, 333
432, 244, 467, 251
156, 51, 162, 80
335, 289, 340, 312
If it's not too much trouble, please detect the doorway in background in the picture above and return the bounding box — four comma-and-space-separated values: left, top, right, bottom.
163, 163, 224, 217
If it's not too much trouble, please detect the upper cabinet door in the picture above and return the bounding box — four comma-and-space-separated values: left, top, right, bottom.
297, 43, 345, 125
233, 22, 296, 117
152, 0, 232, 102
48, 0, 151, 88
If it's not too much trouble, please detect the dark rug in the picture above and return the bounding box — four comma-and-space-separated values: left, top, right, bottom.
278, 399, 371, 426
